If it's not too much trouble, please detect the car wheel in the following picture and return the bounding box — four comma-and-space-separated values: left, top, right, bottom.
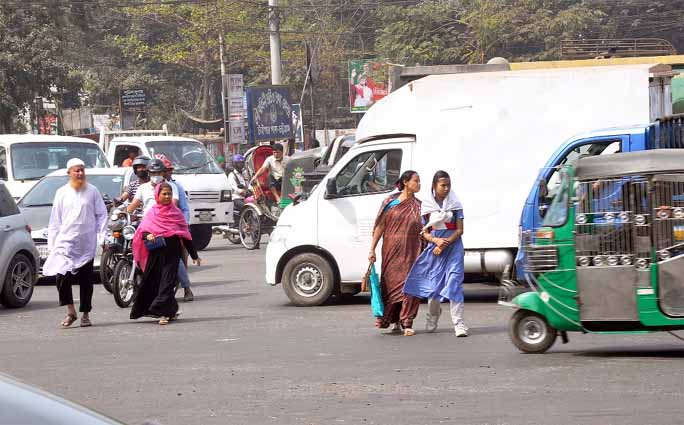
509, 309, 557, 354
0, 254, 35, 308
282, 253, 335, 306
190, 224, 213, 251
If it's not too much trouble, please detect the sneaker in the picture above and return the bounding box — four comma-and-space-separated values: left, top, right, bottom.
454, 323, 468, 337
183, 288, 194, 302
425, 308, 441, 333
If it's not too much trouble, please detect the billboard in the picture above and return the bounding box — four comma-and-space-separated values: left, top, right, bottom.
247, 86, 294, 143
348, 59, 389, 113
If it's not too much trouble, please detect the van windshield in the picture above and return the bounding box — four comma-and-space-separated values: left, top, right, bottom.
11, 143, 108, 181
146, 141, 222, 175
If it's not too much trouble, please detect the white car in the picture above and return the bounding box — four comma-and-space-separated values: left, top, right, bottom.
0, 182, 39, 308
17, 167, 133, 274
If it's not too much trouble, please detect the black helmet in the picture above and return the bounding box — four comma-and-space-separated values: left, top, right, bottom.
132, 156, 150, 168
147, 158, 166, 172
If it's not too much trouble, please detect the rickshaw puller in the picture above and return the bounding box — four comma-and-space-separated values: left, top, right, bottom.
250, 143, 285, 203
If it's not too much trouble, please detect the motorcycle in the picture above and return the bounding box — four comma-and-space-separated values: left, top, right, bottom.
100, 203, 127, 293
110, 211, 143, 308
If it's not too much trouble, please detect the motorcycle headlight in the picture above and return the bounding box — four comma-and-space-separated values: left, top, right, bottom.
220, 190, 232, 202
123, 225, 136, 241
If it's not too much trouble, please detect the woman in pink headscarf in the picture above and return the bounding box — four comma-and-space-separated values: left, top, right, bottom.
130, 182, 202, 325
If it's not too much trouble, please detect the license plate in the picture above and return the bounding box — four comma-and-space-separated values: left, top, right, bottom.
199, 211, 213, 222
37, 245, 49, 259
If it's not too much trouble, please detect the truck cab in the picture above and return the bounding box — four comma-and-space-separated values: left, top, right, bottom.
100, 129, 232, 250
517, 115, 684, 279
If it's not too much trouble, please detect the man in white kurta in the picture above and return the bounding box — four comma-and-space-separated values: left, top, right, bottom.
43, 158, 107, 327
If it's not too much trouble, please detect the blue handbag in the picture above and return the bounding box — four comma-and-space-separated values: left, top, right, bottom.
144, 235, 166, 251
369, 264, 384, 318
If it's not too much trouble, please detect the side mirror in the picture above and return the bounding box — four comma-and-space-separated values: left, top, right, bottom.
325, 178, 338, 198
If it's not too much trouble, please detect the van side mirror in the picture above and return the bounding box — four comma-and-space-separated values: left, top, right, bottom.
325, 178, 338, 199
538, 178, 549, 218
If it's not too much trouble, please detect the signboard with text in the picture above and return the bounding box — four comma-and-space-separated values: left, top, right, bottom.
120, 89, 147, 111
224, 74, 245, 144
247, 86, 293, 143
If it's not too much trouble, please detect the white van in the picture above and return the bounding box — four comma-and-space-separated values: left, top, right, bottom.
0, 135, 109, 199
265, 64, 673, 306
100, 130, 232, 250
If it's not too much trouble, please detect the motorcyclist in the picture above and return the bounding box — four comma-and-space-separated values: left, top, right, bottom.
228, 154, 250, 212
120, 156, 150, 202
127, 159, 179, 215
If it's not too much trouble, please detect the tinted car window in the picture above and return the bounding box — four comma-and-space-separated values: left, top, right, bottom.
19, 175, 125, 207
0, 183, 19, 217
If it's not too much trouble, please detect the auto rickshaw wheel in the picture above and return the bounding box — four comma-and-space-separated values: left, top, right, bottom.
509, 309, 557, 354
239, 206, 261, 250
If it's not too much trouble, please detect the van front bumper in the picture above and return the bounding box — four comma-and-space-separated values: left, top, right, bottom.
265, 226, 290, 285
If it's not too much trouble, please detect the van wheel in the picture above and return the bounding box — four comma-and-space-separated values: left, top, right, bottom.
509, 309, 557, 354
282, 253, 335, 306
190, 224, 213, 251
0, 254, 35, 308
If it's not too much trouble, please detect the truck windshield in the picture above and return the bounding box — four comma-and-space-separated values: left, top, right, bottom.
542, 169, 570, 227
146, 141, 222, 175
11, 142, 108, 181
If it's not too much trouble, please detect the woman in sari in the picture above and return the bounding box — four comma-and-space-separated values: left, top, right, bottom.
404, 170, 467, 336
131, 182, 202, 325
368, 170, 423, 336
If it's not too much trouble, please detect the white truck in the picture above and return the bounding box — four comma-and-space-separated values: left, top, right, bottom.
0, 135, 109, 199
265, 64, 674, 306
99, 128, 232, 250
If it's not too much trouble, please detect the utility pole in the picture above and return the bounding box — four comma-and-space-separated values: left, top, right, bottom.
268, 0, 283, 85
219, 33, 229, 150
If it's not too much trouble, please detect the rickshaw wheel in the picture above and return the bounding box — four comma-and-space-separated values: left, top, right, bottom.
509, 309, 557, 354
239, 206, 262, 250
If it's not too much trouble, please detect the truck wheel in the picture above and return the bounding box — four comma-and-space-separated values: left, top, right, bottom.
282, 253, 335, 306
509, 309, 557, 354
190, 224, 213, 251
0, 254, 35, 308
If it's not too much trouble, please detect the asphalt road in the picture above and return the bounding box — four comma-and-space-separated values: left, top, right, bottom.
2, 237, 683, 425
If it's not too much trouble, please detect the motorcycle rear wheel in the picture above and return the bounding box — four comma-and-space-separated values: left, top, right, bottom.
112, 259, 138, 308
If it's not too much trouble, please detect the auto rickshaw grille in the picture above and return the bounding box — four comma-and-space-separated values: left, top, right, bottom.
521, 231, 559, 272
574, 178, 650, 268
651, 176, 684, 259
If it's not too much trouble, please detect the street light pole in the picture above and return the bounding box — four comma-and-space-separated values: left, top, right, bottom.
268, 0, 283, 85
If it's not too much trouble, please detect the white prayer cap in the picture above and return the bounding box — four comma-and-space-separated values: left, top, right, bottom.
66, 158, 85, 171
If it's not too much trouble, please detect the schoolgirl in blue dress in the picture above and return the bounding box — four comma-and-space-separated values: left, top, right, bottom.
403, 170, 468, 336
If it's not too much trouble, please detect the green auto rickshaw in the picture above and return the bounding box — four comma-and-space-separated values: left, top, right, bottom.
503, 149, 684, 353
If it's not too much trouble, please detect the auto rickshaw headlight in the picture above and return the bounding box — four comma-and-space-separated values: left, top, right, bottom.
636, 258, 649, 269
635, 214, 647, 225
657, 207, 671, 219
674, 207, 684, 218
578, 256, 591, 267
593, 256, 605, 267
576, 214, 588, 224
607, 255, 619, 266
618, 212, 630, 222
620, 255, 633, 266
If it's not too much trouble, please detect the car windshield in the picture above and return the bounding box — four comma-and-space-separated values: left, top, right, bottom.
18, 174, 125, 207
146, 141, 222, 175
11, 142, 108, 181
